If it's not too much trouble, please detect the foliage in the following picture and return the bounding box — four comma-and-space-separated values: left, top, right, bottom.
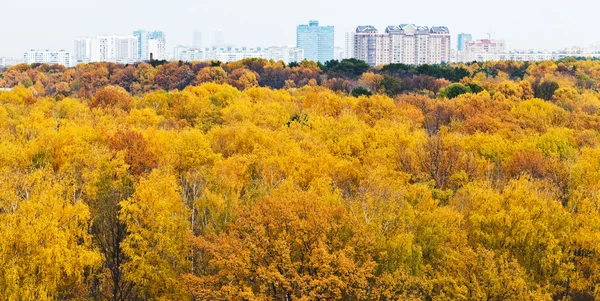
351, 86, 372, 97
1, 58, 600, 300
439, 83, 472, 99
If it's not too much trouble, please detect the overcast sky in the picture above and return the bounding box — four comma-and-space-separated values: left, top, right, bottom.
1, 0, 598, 57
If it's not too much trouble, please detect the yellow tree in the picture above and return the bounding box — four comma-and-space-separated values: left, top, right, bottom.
120, 170, 191, 300
193, 66, 228, 85
183, 180, 377, 300
0, 168, 101, 300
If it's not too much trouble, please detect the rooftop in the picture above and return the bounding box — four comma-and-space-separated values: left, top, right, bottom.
356, 25, 378, 33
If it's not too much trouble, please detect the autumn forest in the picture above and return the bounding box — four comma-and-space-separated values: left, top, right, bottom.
2, 58, 600, 300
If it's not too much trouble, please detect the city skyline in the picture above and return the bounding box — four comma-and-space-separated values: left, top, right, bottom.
1, 0, 599, 57
7, 27, 600, 63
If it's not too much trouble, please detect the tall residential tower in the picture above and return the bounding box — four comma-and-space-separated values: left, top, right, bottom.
351, 24, 451, 66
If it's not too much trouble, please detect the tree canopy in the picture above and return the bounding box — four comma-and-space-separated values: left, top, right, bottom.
1, 57, 600, 300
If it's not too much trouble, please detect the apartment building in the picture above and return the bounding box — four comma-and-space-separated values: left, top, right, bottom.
23, 50, 72, 67
351, 24, 451, 66
463, 39, 505, 62
74, 35, 139, 64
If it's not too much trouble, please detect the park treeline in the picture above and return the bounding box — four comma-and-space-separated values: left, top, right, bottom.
1, 58, 600, 300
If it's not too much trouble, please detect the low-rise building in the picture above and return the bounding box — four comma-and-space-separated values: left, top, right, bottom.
172, 46, 304, 64
24, 50, 72, 67
463, 39, 505, 62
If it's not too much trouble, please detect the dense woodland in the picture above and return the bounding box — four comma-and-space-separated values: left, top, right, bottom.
1, 58, 600, 300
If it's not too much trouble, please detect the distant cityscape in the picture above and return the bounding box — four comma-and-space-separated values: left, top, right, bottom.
3, 20, 600, 68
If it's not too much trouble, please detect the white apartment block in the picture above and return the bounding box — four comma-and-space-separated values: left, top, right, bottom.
345, 29, 355, 59
95, 35, 139, 64
334, 47, 345, 61
74, 35, 139, 64
74, 38, 93, 63
458, 39, 600, 62
24, 50, 72, 67
174, 46, 203, 62
148, 37, 167, 60
350, 24, 451, 66
214, 50, 263, 63
264, 46, 305, 64
172, 46, 305, 64
460, 49, 600, 62
462, 39, 505, 62
0, 57, 24, 67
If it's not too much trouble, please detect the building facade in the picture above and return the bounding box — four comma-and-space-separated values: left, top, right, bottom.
76, 31, 165, 64
133, 30, 166, 61
24, 50, 72, 67
334, 47, 345, 61
297, 20, 334, 63
95, 35, 139, 63
173, 46, 304, 64
147, 31, 166, 60
463, 39, 505, 62
193, 31, 202, 48
74, 37, 93, 63
350, 24, 450, 66
133, 30, 148, 60
214, 30, 225, 47
457, 33, 472, 51
264, 46, 305, 64
354, 26, 390, 66
75, 35, 139, 64
345, 29, 355, 59
0, 57, 24, 67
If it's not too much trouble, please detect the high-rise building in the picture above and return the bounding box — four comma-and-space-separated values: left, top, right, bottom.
24, 50, 72, 67
351, 24, 451, 66
75, 35, 139, 64
74, 37, 93, 63
428, 26, 452, 64
147, 31, 166, 60
0, 57, 5, 67
193, 31, 202, 48
133, 30, 148, 60
96, 35, 139, 63
296, 20, 334, 63
215, 30, 225, 47
354, 26, 390, 66
134, 30, 166, 60
344, 28, 355, 59
385, 24, 450, 65
457, 33, 472, 51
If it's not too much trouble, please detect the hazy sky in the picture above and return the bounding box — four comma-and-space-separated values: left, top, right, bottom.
1, 0, 598, 57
